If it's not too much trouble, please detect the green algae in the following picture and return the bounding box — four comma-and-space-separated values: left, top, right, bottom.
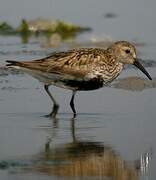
0, 18, 91, 43
0, 22, 15, 34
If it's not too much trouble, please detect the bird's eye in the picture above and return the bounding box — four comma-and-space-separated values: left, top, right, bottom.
125, 49, 130, 54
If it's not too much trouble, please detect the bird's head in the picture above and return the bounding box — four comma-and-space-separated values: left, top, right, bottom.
108, 41, 152, 80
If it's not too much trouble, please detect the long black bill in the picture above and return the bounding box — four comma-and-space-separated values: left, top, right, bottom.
133, 59, 152, 80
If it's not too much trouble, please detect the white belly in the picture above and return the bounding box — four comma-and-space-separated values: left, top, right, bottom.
14, 67, 83, 90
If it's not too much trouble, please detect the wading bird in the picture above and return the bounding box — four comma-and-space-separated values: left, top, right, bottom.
6, 41, 152, 117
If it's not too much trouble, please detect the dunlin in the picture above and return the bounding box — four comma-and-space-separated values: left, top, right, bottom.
6, 41, 152, 117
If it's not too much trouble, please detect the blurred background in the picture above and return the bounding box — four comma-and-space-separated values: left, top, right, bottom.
0, 0, 156, 51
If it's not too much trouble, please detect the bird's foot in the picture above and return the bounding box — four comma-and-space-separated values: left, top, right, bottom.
72, 113, 77, 119
44, 104, 59, 118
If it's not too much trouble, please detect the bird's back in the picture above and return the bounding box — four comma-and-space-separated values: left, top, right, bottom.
6, 48, 123, 90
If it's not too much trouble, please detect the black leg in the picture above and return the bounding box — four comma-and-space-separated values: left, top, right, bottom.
71, 117, 76, 142
44, 85, 59, 117
70, 91, 77, 118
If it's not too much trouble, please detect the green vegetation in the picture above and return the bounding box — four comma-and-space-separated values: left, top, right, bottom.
0, 18, 91, 42
17, 19, 30, 34
0, 22, 15, 34
53, 20, 91, 39
17, 19, 31, 43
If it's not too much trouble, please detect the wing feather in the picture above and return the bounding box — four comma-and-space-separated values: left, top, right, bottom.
7, 48, 107, 79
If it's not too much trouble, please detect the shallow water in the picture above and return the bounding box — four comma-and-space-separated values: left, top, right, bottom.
0, 0, 156, 180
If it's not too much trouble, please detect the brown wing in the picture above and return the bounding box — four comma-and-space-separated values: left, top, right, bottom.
46, 48, 107, 78
7, 48, 106, 79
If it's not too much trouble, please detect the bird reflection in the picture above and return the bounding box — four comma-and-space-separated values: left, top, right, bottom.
31, 117, 151, 180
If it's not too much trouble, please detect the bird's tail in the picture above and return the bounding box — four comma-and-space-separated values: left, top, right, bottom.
6, 60, 23, 67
